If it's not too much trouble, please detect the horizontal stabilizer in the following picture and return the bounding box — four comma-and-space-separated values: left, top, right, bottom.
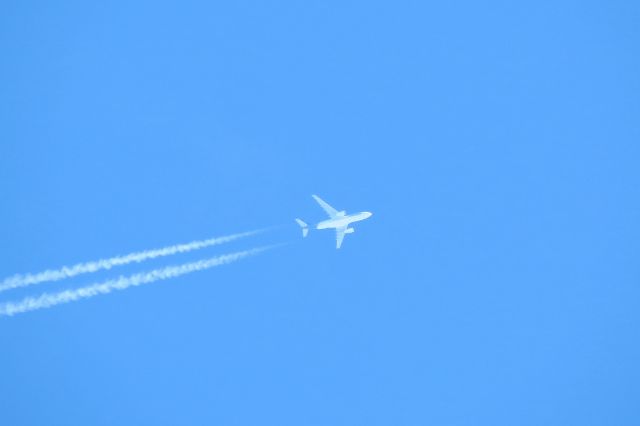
295, 218, 309, 237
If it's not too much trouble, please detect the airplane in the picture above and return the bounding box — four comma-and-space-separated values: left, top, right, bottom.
295, 194, 372, 249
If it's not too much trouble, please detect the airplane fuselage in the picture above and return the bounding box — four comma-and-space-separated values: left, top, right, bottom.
316, 211, 372, 230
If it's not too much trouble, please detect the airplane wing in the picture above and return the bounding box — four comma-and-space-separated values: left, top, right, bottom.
312, 194, 339, 218
336, 226, 347, 249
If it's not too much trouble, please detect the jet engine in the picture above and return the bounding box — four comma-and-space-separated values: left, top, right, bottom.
345, 227, 355, 234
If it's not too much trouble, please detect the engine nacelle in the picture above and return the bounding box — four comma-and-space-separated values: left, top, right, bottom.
345, 227, 355, 234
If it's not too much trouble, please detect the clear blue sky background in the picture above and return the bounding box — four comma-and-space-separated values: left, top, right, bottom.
1, 1, 639, 425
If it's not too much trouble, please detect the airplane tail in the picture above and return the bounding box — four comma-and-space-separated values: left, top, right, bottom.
295, 218, 309, 238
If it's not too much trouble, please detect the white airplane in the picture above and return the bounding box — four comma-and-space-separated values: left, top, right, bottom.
295, 195, 372, 249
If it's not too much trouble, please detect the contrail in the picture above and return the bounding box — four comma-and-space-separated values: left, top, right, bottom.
0, 229, 264, 293
0, 245, 276, 317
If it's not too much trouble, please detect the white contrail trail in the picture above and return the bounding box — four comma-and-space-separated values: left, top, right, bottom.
0, 246, 276, 317
0, 229, 264, 293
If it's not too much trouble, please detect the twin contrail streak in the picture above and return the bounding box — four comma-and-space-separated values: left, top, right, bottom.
0, 229, 263, 293
0, 246, 275, 316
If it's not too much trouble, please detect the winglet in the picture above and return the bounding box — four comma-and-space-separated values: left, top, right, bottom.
295, 218, 309, 237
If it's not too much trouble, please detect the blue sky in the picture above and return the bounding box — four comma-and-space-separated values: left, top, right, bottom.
1, 1, 639, 425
